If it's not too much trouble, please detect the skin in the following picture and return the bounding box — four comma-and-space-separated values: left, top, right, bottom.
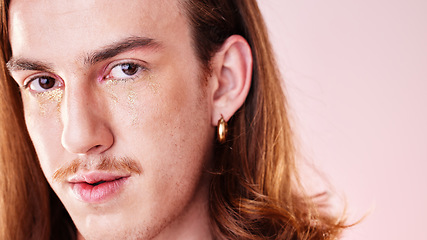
8, 0, 253, 239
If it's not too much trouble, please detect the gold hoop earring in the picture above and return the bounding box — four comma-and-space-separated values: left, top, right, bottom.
217, 115, 228, 144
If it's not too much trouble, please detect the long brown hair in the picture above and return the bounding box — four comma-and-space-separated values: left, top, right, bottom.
0, 1, 75, 239
0, 0, 346, 239
181, 0, 347, 239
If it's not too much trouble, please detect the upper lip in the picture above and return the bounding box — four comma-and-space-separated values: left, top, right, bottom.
68, 171, 130, 184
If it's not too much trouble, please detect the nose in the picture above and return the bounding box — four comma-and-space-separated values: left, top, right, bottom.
61, 84, 114, 155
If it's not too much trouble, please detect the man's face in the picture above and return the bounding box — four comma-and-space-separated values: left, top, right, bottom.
8, 0, 215, 239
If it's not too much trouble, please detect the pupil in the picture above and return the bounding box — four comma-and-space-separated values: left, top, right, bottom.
121, 63, 138, 76
39, 77, 55, 89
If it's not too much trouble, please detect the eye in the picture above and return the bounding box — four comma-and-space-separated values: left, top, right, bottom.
105, 62, 145, 81
26, 76, 62, 93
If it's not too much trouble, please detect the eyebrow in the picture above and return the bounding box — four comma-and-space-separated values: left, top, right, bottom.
84, 37, 158, 65
6, 36, 159, 72
6, 58, 53, 72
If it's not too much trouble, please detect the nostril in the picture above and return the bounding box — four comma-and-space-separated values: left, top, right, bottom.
92, 145, 103, 151
87, 144, 103, 153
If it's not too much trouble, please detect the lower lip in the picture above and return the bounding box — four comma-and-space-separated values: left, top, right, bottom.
70, 177, 128, 203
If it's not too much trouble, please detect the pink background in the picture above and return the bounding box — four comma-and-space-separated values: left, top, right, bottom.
260, 1, 427, 239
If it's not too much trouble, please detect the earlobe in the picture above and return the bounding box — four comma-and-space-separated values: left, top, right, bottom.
210, 35, 253, 126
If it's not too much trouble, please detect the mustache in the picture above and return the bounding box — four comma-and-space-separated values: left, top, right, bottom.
52, 156, 142, 182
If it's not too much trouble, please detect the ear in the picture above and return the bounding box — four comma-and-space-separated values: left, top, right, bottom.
209, 35, 253, 126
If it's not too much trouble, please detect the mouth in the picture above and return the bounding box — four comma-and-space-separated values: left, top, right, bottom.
68, 172, 130, 203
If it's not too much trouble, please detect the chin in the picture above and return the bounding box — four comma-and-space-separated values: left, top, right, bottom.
72, 207, 173, 240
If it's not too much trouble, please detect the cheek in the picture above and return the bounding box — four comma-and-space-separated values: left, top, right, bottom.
129, 107, 213, 224
134, 74, 213, 191
22, 93, 65, 177
103, 74, 160, 127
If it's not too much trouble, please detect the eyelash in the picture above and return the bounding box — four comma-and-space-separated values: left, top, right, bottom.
22, 61, 147, 94
103, 61, 147, 82
24, 74, 63, 94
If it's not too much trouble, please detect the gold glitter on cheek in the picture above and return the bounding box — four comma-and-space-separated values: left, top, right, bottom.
127, 90, 136, 104
127, 74, 160, 126
127, 89, 139, 125
105, 79, 119, 105
147, 74, 160, 94
103, 79, 139, 125
103, 74, 158, 126
35, 89, 64, 118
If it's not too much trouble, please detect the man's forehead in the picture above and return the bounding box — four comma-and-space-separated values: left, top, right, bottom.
9, 0, 178, 13
9, 0, 182, 35
8, 0, 188, 64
